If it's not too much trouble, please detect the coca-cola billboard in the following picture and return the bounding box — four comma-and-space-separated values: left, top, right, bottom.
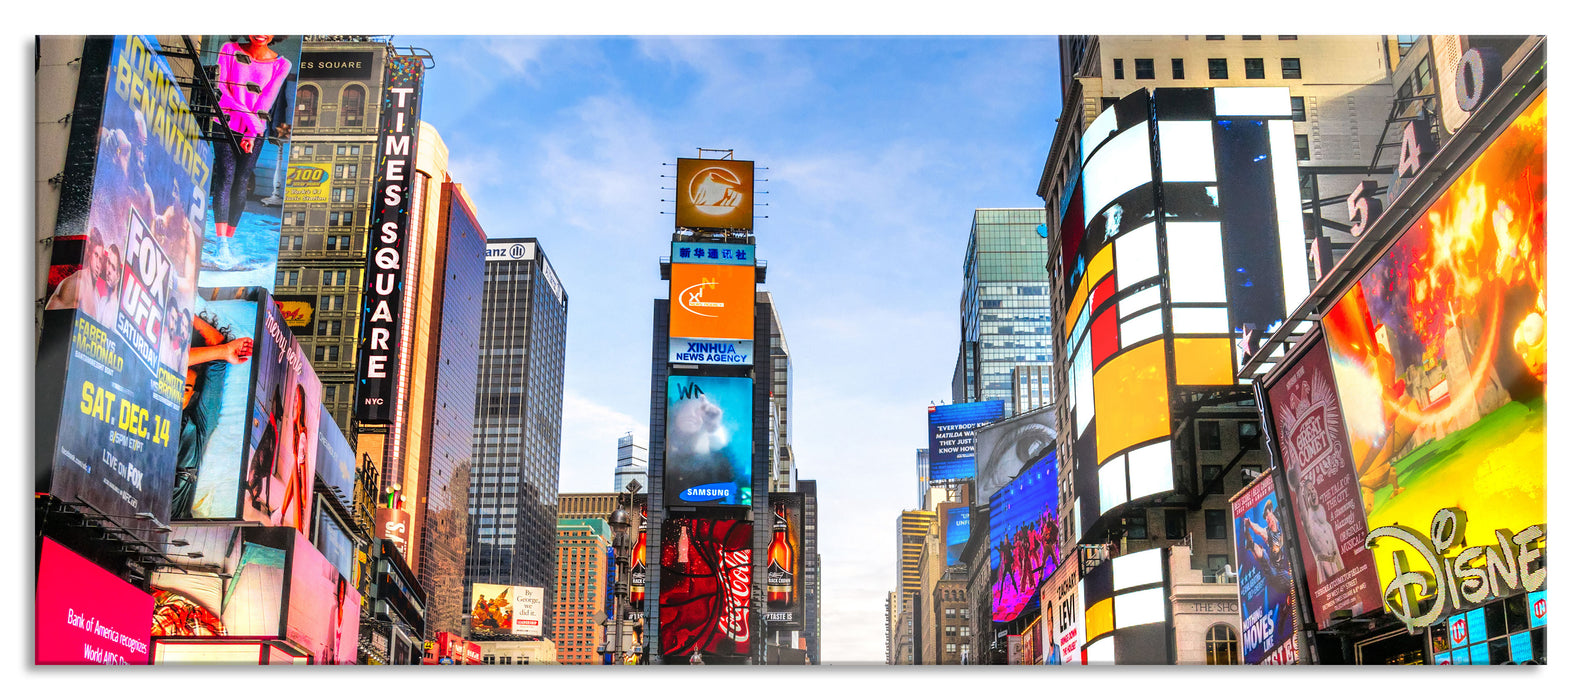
658, 517, 752, 658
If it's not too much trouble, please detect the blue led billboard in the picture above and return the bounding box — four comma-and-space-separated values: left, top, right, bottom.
988, 450, 1060, 622
665, 374, 753, 507
927, 400, 1004, 482
945, 505, 971, 566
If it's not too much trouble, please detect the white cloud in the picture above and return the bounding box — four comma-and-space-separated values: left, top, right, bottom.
557, 390, 644, 493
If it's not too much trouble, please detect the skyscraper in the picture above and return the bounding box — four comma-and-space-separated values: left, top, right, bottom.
464, 238, 569, 639
614, 432, 648, 493
954, 209, 1052, 416
553, 518, 611, 665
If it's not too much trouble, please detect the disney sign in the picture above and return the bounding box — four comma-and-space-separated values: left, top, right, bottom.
1365, 508, 1545, 633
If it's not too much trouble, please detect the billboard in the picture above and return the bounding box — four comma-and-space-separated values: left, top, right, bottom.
658, 517, 752, 658
925, 400, 1004, 483
1232, 470, 1301, 665
196, 35, 303, 291
283, 163, 331, 204
1267, 333, 1383, 627
944, 504, 971, 566
286, 530, 360, 664
316, 510, 354, 582
1079, 549, 1169, 665
973, 402, 1059, 500
1048, 554, 1085, 665
355, 54, 426, 424
664, 375, 753, 507
37, 35, 211, 527
272, 294, 315, 333
36, 537, 154, 665
469, 583, 545, 637
766, 493, 805, 629
989, 451, 1061, 622
668, 261, 756, 343
1320, 91, 1546, 604
675, 158, 755, 231
182, 289, 321, 533
315, 404, 356, 509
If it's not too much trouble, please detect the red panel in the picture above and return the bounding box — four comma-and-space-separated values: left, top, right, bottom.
1092, 306, 1119, 368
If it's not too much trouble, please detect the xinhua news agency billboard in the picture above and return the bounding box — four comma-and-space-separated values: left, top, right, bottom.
926, 400, 1004, 482
37, 35, 212, 528
665, 375, 753, 507
669, 241, 755, 365
675, 158, 754, 231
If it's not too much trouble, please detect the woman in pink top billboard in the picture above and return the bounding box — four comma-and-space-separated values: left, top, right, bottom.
209, 35, 291, 268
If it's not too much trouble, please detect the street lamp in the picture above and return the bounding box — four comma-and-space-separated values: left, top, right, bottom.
606, 479, 644, 665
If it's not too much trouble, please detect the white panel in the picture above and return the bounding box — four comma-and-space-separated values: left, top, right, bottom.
1171, 307, 1230, 334
1082, 106, 1119, 167
1114, 589, 1167, 629
1074, 338, 1095, 434
1083, 125, 1151, 226
1165, 221, 1226, 303
1157, 121, 1217, 182
1116, 286, 1162, 317
1085, 635, 1116, 665
1214, 86, 1294, 116
1097, 455, 1127, 515
1066, 361, 1077, 411
1267, 118, 1310, 316
1127, 440, 1175, 501
1112, 549, 1165, 591
1119, 309, 1163, 348
1113, 224, 1159, 291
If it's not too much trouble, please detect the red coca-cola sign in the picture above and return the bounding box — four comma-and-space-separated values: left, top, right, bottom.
659, 517, 752, 658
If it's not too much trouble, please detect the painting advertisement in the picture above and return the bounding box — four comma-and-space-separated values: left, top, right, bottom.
1231, 470, 1302, 665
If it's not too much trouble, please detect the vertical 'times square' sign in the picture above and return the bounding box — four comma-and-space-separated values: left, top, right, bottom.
355, 55, 425, 423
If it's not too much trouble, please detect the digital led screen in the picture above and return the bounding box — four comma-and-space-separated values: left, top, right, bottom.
668, 261, 757, 343
765, 493, 805, 629
36, 537, 154, 665
197, 35, 302, 292
944, 505, 971, 566
470, 583, 545, 637
1232, 470, 1301, 665
315, 404, 356, 510
37, 35, 211, 527
989, 451, 1060, 622
1321, 91, 1546, 593
926, 400, 1004, 483
152, 525, 293, 639
664, 375, 753, 507
675, 158, 755, 231
286, 530, 360, 664
1267, 333, 1383, 627
1078, 551, 1169, 665
658, 517, 752, 658
178, 294, 257, 520
973, 402, 1058, 500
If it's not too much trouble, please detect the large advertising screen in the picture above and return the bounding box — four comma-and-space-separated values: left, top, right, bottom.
37, 35, 211, 527
925, 400, 1004, 483
658, 517, 752, 658
152, 525, 292, 639
1320, 91, 1546, 597
1232, 470, 1301, 665
664, 375, 753, 507
766, 493, 805, 629
973, 402, 1059, 500
470, 583, 545, 637
36, 537, 154, 665
944, 504, 971, 566
675, 158, 755, 231
989, 451, 1061, 622
286, 530, 360, 664
1048, 554, 1085, 665
668, 261, 756, 343
355, 54, 426, 424
315, 404, 356, 509
1267, 333, 1383, 627
182, 289, 321, 533
196, 35, 302, 291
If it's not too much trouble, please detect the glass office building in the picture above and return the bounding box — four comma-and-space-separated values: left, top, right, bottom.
465, 237, 569, 637
955, 209, 1053, 416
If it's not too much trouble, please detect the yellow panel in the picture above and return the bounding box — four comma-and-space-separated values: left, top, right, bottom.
1173, 337, 1233, 386
1087, 243, 1115, 290
1086, 597, 1114, 640
1094, 339, 1171, 464
1064, 275, 1088, 340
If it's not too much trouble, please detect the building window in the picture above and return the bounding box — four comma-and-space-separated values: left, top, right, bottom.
317, 320, 342, 336
288, 211, 306, 226
1123, 512, 1148, 540
1281, 57, 1302, 79
282, 236, 304, 251
1241, 465, 1265, 488
1206, 510, 1228, 539
1113, 58, 1124, 79
1205, 554, 1232, 583
1164, 510, 1186, 540
341, 85, 366, 127
1244, 57, 1265, 79
1208, 58, 1229, 80
1206, 35, 1225, 41
1135, 58, 1155, 80
1171, 58, 1184, 79
1295, 134, 1311, 160
1206, 624, 1240, 665
1241, 35, 1261, 40
1197, 420, 1222, 451
295, 85, 318, 128
1238, 421, 1260, 450
1202, 465, 1225, 494
1291, 96, 1307, 121
1278, 35, 1298, 40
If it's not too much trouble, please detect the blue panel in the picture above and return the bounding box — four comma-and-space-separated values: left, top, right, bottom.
1530, 590, 1547, 627
1468, 607, 1487, 645
1469, 642, 1490, 665
927, 400, 1006, 482
1510, 631, 1533, 664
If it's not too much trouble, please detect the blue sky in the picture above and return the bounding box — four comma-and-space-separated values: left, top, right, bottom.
405, 35, 1062, 663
